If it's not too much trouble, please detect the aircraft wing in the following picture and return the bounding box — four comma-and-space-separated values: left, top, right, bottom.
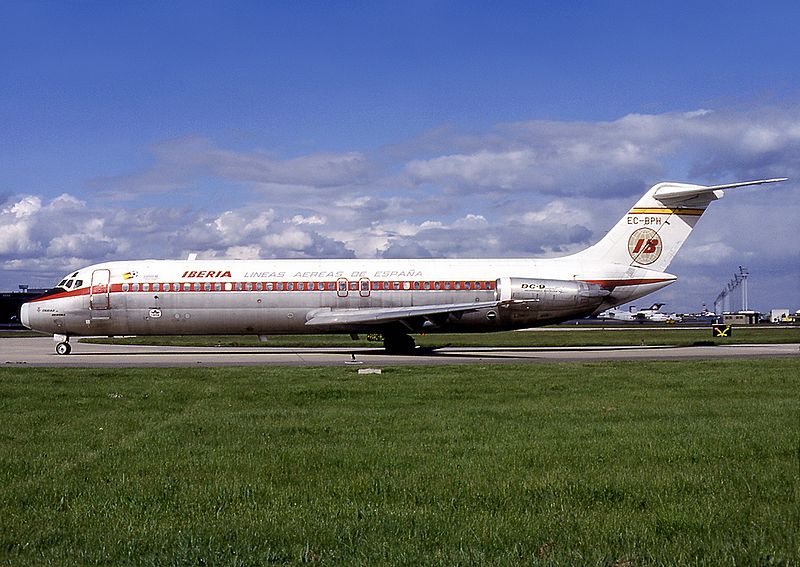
304, 300, 499, 327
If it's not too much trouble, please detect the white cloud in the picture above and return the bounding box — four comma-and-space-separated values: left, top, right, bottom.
290, 214, 326, 225
8, 195, 42, 218
261, 227, 314, 250
223, 245, 262, 259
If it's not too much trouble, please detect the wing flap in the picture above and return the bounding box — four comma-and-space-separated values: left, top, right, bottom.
305, 300, 499, 327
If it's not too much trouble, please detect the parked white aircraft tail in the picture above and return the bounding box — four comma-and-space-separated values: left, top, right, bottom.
20, 178, 787, 354
598, 302, 671, 322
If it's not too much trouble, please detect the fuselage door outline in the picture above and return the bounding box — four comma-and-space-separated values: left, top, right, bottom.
336, 277, 349, 298
90, 269, 111, 310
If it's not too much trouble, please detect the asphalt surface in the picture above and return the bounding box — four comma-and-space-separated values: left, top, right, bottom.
2, 336, 798, 367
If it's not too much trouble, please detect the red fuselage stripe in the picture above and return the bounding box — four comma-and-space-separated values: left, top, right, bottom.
30, 276, 670, 303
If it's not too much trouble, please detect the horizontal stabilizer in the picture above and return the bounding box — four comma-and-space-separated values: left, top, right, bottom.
653, 177, 787, 202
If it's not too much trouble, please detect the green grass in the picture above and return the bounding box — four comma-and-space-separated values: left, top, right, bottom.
1, 360, 798, 566
79, 325, 800, 348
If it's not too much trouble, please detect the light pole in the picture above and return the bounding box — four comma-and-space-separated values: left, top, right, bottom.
739, 266, 749, 311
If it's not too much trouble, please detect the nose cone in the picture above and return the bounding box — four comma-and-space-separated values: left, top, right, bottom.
20, 302, 31, 329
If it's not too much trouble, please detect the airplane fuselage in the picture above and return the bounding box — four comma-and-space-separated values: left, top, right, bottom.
21, 257, 673, 338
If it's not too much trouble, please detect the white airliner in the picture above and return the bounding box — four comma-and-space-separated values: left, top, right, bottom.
598, 302, 675, 322
21, 178, 786, 354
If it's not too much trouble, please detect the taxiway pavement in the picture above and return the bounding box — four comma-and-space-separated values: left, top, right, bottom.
2, 336, 798, 367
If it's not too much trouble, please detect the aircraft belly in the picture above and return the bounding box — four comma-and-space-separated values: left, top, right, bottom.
497, 304, 597, 328
123, 290, 500, 334
111, 289, 602, 334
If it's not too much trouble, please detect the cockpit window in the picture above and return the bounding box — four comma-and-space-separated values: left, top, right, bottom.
56, 274, 82, 290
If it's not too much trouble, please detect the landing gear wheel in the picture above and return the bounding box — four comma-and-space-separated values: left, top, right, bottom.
383, 334, 416, 354
55, 342, 71, 356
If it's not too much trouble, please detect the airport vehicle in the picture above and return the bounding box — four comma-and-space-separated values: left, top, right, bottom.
21, 178, 786, 354
597, 302, 680, 323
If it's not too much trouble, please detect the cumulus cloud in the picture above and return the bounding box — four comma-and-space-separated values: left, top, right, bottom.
92, 137, 372, 198
402, 107, 800, 198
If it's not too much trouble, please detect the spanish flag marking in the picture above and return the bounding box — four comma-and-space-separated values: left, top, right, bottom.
628, 207, 705, 216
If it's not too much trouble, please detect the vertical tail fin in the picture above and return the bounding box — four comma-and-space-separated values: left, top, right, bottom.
572, 178, 786, 272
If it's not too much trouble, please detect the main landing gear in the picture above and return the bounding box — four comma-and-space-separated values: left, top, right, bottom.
54, 335, 71, 355
383, 333, 416, 354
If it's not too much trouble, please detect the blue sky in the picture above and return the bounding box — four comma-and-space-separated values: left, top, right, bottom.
1, 1, 799, 313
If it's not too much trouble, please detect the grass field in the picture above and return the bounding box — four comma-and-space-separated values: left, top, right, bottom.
1, 360, 798, 566
80, 325, 800, 349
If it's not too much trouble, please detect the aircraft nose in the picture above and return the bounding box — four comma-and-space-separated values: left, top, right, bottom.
20, 302, 31, 329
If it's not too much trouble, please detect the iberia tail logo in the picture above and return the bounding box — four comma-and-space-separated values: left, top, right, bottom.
627, 228, 662, 265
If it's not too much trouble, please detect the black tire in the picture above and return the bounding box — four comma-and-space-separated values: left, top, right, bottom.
383, 334, 416, 354
55, 342, 71, 355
